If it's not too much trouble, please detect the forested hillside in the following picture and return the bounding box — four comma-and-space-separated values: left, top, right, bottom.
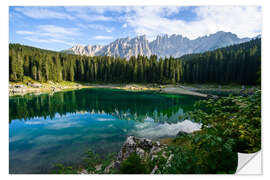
9, 38, 261, 85
181, 38, 261, 84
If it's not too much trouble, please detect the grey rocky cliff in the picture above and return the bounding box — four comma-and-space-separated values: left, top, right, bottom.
149, 31, 250, 58
96, 35, 151, 59
68, 44, 104, 56
64, 31, 252, 59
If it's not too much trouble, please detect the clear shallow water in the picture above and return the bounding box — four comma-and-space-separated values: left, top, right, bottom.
9, 88, 202, 174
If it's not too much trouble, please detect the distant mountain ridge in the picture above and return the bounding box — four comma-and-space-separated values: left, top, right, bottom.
63, 31, 255, 58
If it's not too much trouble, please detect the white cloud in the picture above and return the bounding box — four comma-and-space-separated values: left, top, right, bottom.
64, 7, 114, 22
23, 37, 74, 46
16, 30, 33, 35
12, 6, 262, 47
38, 25, 79, 37
77, 23, 114, 32
14, 7, 74, 20
18, 25, 79, 46
88, 6, 126, 14
91, 24, 114, 32
77, 14, 113, 22
65, 6, 125, 15
192, 6, 261, 38
94, 36, 114, 40
122, 6, 261, 40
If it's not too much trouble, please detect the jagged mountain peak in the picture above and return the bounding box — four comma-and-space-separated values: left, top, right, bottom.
68, 44, 104, 56
63, 31, 252, 58
71, 44, 83, 49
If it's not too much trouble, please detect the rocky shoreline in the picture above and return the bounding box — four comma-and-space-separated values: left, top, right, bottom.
10, 81, 256, 99
78, 136, 175, 174
9, 82, 213, 98
9, 82, 161, 97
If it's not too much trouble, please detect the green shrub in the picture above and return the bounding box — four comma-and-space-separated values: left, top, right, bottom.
162, 134, 237, 174
187, 90, 261, 153
83, 150, 102, 172
51, 163, 77, 174
119, 153, 148, 174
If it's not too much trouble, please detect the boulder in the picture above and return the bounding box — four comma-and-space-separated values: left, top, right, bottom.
117, 136, 137, 162
78, 169, 88, 174
104, 136, 175, 174
51, 86, 57, 92
151, 155, 158, 161
151, 165, 158, 174
206, 94, 219, 100
104, 162, 114, 173
138, 138, 153, 150
165, 154, 174, 168
31, 83, 42, 88
14, 84, 26, 88
11, 88, 26, 93
104, 160, 120, 173
136, 147, 145, 159
95, 164, 102, 171
150, 146, 162, 155
114, 136, 166, 171
27, 83, 42, 88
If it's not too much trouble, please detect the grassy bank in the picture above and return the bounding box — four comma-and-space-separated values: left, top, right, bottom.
9, 77, 161, 97
9, 77, 259, 97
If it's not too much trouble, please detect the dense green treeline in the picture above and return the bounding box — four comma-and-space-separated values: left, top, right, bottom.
9, 44, 182, 84
9, 38, 261, 85
181, 38, 261, 84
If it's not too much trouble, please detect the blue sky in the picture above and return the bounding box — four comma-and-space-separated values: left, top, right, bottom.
9, 6, 261, 51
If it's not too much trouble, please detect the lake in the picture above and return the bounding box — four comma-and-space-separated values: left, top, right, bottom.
9, 88, 203, 174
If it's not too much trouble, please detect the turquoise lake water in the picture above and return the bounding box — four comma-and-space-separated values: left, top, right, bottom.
9, 88, 202, 174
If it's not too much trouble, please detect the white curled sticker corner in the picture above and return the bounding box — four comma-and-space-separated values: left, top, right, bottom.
236, 151, 262, 174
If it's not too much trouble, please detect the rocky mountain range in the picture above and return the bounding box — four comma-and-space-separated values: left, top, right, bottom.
63, 31, 254, 59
